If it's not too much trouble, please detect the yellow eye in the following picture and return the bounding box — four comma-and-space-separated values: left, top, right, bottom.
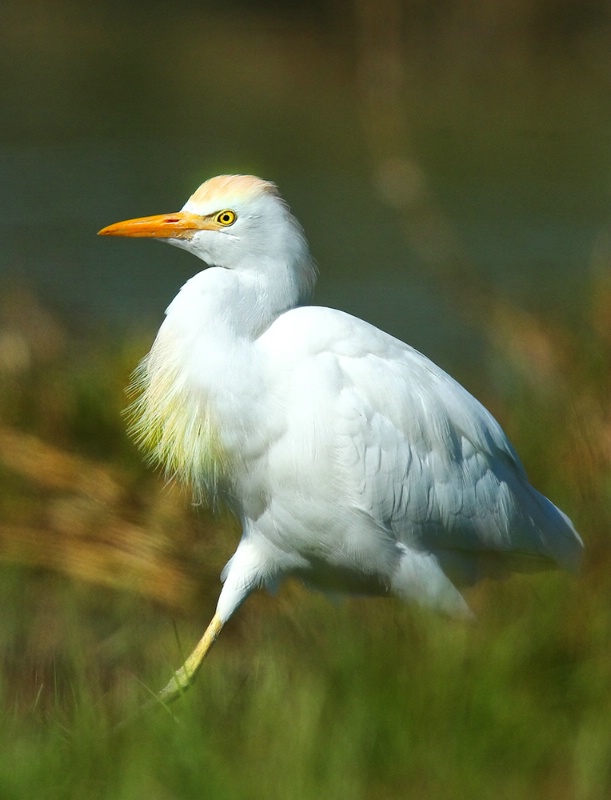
214, 210, 237, 227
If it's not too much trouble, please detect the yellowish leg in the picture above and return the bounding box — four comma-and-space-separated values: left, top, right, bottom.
156, 612, 224, 705
115, 613, 225, 727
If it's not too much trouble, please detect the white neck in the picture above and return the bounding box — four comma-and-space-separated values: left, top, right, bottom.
166, 261, 305, 342
128, 257, 314, 507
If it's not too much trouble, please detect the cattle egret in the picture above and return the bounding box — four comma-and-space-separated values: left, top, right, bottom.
99, 174, 583, 704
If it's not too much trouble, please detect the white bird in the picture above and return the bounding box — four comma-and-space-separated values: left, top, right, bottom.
99, 174, 583, 704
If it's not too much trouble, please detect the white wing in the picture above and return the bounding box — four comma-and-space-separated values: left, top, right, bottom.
259, 306, 582, 585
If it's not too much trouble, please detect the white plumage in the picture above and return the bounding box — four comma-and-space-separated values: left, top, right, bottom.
99, 174, 583, 701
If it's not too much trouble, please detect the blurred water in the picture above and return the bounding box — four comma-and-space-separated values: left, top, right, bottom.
1, 1, 610, 371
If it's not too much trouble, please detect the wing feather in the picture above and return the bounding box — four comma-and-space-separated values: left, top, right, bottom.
259, 306, 582, 575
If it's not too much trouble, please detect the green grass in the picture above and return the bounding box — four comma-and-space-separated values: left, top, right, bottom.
0, 562, 609, 799
0, 290, 610, 799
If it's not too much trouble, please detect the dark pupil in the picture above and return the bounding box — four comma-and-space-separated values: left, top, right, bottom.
221, 213, 230, 223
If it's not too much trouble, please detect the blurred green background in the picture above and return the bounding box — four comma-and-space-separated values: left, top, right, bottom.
1, 1, 610, 798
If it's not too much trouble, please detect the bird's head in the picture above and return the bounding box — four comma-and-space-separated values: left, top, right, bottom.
99, 174, 316, 301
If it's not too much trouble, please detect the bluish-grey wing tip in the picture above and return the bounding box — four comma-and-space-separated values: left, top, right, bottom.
553, 508, 584, 573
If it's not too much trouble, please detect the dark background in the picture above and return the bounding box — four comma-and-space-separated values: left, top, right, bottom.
3, 0, 610, 372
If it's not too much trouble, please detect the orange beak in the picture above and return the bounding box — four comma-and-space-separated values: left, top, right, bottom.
98, 211, 216, 240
